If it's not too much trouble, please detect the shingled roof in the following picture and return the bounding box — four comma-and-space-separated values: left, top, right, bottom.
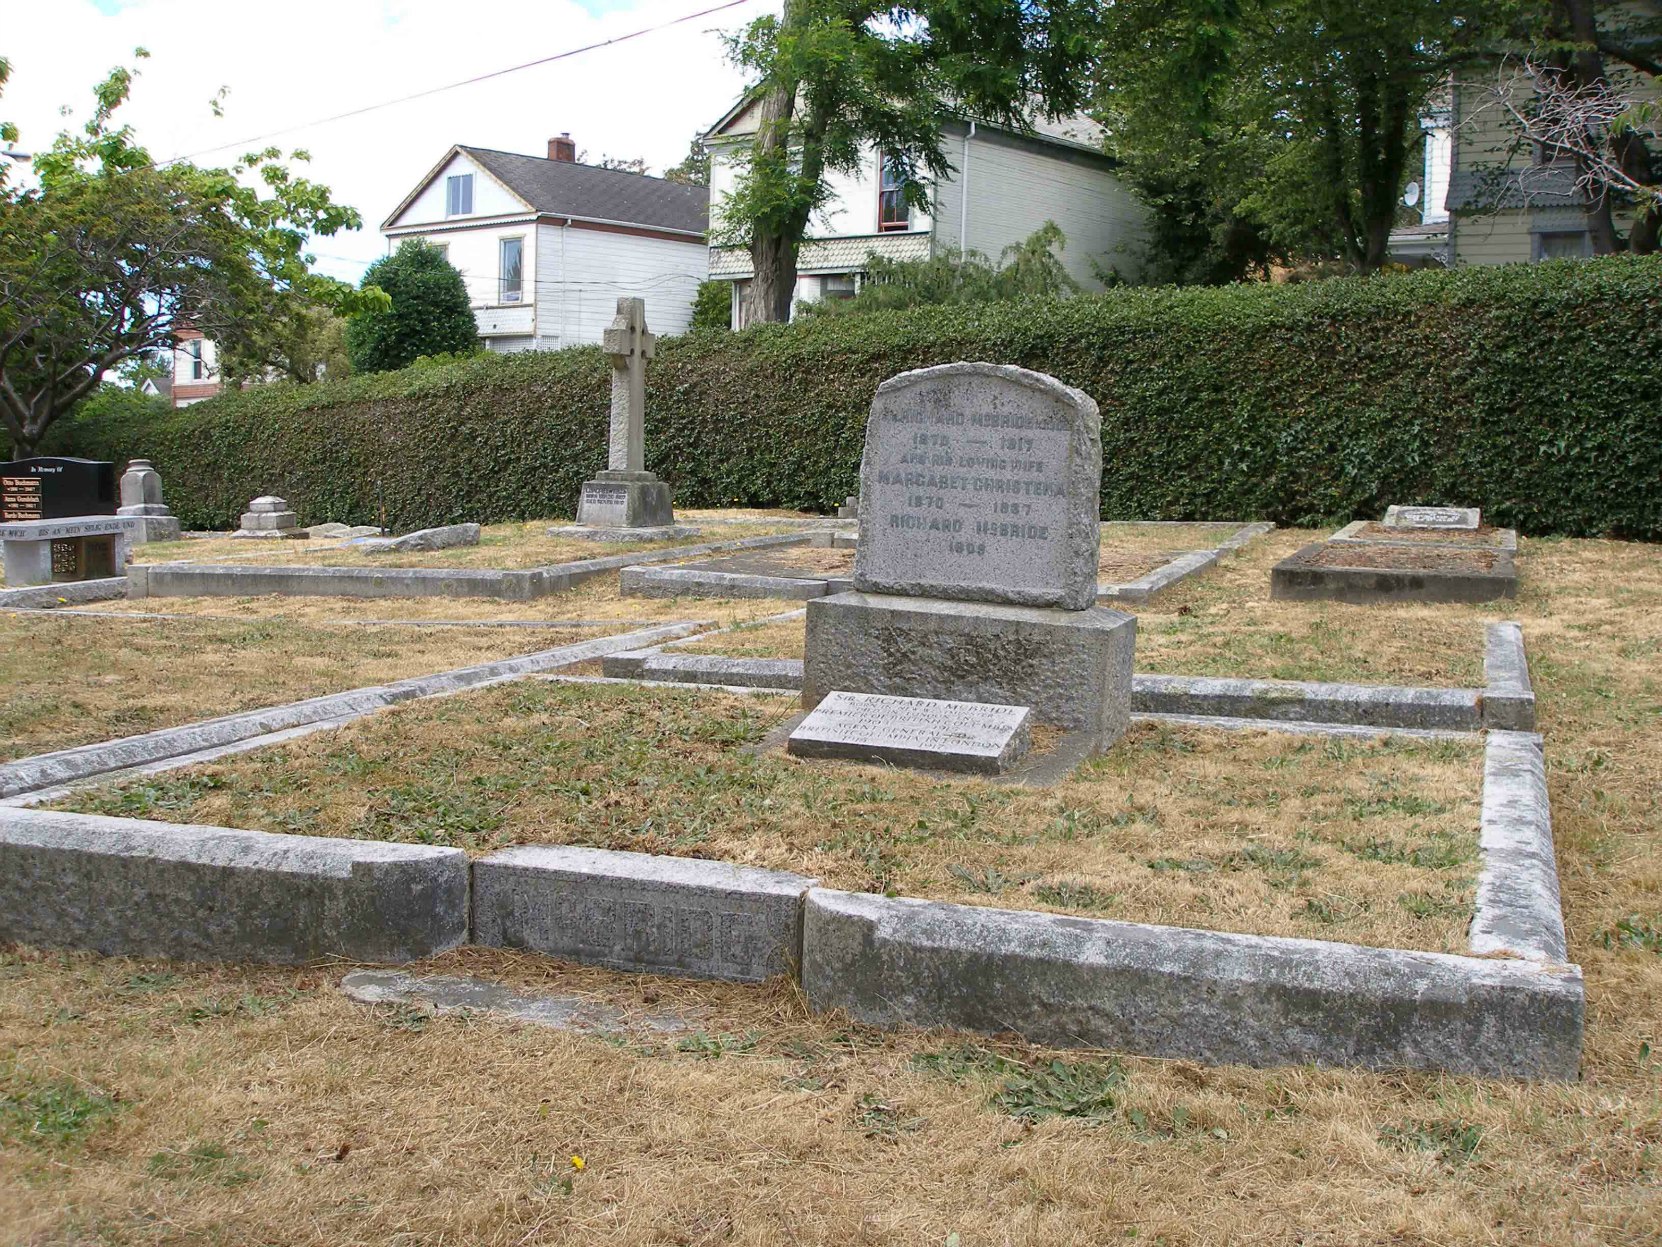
458, 146, 709, 235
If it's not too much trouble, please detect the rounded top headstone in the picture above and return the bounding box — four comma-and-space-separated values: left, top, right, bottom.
852, 362, 1103, 610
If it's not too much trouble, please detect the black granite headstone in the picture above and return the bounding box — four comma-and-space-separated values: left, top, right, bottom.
0, 457, 117, 521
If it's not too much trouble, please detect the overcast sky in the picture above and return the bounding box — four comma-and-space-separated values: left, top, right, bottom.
2, 0, 773, 283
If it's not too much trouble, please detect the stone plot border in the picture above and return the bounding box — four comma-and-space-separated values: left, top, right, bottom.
0, 723, 1580, 1078
0, 576, 128, 610
129, 531, 818, 602
0, 620, 707, 802
1271, 541, 1519, 605
1330, 520, 1519, 552
620, 522, 1277, 605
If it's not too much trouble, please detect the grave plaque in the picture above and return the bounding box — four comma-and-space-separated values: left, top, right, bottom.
1382, 505, 1481, 531
787, 690, 1033, 775
0, 457, 116, 521
853, 363, 1102, 610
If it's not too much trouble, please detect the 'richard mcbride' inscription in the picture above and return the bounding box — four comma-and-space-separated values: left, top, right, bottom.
853, 362, 1102, 609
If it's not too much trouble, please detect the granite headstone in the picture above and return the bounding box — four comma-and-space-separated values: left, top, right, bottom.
788, 690, 1032, 775
0, 457, 116, 522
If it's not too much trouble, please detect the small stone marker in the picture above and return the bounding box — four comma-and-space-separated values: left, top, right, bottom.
233, 495, 308, 539
116, 458, 181, 543
853, 362, 1102, 610
0, 456, 116, 522
788, 690, 1032, 775
1383, 505, 1481, 530
355, 522, 480, 553
565, 297, 689, 537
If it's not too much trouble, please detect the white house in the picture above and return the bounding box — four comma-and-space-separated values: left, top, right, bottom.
381, 135, 711, 352
169, 327, 222, 407
704, 102, 1150, 325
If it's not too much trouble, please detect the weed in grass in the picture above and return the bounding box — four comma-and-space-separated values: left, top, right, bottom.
0, 1071, 121, 1149
992, 1058, 1127, 1125
911, 1044, 1020, 1082
947, 864, 1035, 895
146, 1140, 258, 1187
675, 1031, 759, 1059
1125, 1104, 1229, 1142
855, 1094, 928, 1140
1379, 1119, 1484, 1167
118, 971, 182, 995
1399, 890, 1468, 920
1147, 856, 1217, 874
1301, 894, 1369, 925
378, 1004, 432, 1033
62, 773, 225, 819
1232, 844, 1321, 887
1033, 880, 1119, 912
180, 992, 292, 1025
1600, 914, 1662, 953
1343, 832, 1474, 871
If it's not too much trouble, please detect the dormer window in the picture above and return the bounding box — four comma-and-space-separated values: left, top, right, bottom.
878, 154, 909, 232
446, 173, 474, 217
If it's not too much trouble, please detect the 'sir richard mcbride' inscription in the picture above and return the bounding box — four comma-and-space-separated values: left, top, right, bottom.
853, 362, 1103, 610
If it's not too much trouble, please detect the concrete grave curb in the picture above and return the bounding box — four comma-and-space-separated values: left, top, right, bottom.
636, 654, 806, 690
129, 531, 816, 601
0, 577, 129, 610
1330, 520, 1518, 552
1483, 622, 1537, 730
1132, 673, 1482, 730
473, 845, 816, 983
622, 566, 833, 600
1470, 732, 1566, 962
799, 886, 1581, 1079
0, 807, 467, 964
1098, 550, 1219, 604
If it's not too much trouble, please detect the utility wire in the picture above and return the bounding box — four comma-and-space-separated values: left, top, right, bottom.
155, 0, 763, 168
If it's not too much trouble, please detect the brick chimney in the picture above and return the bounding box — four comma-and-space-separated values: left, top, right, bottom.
547, 133, 576, 162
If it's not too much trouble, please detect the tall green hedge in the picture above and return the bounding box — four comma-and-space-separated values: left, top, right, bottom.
53, 256, 1662, 538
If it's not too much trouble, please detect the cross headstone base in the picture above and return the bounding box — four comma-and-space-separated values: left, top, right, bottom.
573, 471, 676, 530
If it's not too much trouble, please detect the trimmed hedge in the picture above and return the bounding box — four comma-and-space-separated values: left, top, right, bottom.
53, 256, 1662, 538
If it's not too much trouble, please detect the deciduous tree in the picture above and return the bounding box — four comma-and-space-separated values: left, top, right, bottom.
0, 53, 379, 455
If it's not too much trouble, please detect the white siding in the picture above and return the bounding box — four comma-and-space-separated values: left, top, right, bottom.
933, 130, 1147, 288
531, 221, 706, 347
388, 151, 527, 226
710, 142, 931, 240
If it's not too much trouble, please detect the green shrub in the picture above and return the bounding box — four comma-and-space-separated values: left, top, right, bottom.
689, 279, 733, 332
50, 256, 1662, 538
344, 240, 477, 373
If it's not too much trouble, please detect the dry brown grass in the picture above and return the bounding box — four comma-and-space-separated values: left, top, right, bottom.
674, 618, 808, 659
56, 683, 1483, 954
5, 529, 1662, 1245
134, 518, 815, 571
0, 613, 619, 762
1097, 522, 1245, 553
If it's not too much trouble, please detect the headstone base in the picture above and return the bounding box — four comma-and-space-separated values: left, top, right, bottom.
548, 523, 699, 543
575, 471, 675, 530
231, 529, 311, 540
803, 591, 1136, 747
117, 505, 181, 544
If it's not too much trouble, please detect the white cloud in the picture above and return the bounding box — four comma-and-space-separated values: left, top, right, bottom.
2, 0, 773, 282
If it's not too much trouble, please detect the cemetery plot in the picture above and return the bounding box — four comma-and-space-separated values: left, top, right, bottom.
132, 517, 814, 571
0, 613, 625, 762
56, 680, 1486, 955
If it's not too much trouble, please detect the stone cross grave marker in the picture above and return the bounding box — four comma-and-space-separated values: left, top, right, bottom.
853, 362, 1103, 610
788, 690, 1033, 775
603, 297, 655, 474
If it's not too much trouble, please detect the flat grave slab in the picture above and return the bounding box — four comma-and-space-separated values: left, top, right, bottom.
623, 546, 855, 599
1271, 540, 1518, 604
787, 690, 1032, 775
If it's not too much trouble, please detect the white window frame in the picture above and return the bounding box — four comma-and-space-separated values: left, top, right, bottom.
446, 173, 474, 217
499, 235, 525, 303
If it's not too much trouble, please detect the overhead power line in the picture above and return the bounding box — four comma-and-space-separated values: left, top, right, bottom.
156, 0, 763, 168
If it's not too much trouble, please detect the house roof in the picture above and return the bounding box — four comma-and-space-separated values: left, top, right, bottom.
710, 232, 931, 280
385, 145, 710, 235
1447, 163, 1586, 212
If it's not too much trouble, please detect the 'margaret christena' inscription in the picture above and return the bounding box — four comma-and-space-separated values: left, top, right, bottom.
788, 689, 1033, 775
853, 362, 1102, 610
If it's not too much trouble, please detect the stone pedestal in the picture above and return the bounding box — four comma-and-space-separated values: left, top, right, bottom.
574, 470, 675, 529
116, 459, 180, 544
802, 591, 1137, 746
233, 495, 308, 540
